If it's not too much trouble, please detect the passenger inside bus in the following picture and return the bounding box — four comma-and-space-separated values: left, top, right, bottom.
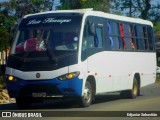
16, 30, 50, 52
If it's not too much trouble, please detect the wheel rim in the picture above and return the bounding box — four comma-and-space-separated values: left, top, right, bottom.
83, 85, 91, 103
133, 82, 138, 96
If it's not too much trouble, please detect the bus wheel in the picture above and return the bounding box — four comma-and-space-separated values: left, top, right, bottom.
120, 77, 139, 99
127, 77, 139, 99
79, 81, 93, 107
16, 97, 32, 109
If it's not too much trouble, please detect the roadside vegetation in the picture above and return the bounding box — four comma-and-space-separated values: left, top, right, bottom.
0, 76, 5, 90
156, 76, 160, 84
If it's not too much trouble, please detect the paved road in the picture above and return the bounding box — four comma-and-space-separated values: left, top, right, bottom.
1, 83, 160, 120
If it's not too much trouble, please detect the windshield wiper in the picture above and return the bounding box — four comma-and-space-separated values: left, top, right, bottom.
41, 29, 58, 62
44, 40, 58, 62
46, 48, 58, 62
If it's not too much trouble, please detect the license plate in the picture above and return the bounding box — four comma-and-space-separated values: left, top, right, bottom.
32, 92, 46, 97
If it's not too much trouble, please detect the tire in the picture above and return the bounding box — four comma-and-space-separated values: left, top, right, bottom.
130, 77, 139, 98
16, 97, 32, 109
120, 77, 140, 99
79, 81, 93, 107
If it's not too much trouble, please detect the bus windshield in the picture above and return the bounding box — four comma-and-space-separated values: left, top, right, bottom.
11, 13, 82, 58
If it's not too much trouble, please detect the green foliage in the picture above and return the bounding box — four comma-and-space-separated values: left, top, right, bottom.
154, 22, 160, 34
31, 0, 44, 3
0, 0, 53, 51
110, 0, 160, 23
0, 13, 16, 51
80, 0, 101, 9
0, 26, 9, 51
59, 0, 81, 9
59, 0, 110, 12
0, 76, 5, 90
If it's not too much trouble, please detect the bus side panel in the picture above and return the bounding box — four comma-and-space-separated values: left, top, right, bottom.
139, 53, 156, 87
86, 51, 156, 94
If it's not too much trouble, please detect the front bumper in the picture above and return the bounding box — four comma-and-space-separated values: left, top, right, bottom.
5, 77, 83, 98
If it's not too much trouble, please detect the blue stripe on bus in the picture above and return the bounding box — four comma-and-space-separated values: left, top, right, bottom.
6, 77, 83, 98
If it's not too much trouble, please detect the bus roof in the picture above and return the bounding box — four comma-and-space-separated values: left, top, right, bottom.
24, 9, 153, 27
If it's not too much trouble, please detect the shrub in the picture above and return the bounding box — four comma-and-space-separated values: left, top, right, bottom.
0, 76, 6, 90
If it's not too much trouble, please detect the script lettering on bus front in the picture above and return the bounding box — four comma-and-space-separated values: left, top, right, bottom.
27, 19, 41, 25
43, 18, 71, 24
27, 18, 72, 25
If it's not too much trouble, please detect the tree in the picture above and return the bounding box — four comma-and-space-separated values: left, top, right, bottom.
58, 0, 81, 9
149, 1, 160, 24
154, 22, 160, 34
59, 0, 110, 12
110, 0, 160, 23
0, 0, 54, 51
0, 2, 15, 51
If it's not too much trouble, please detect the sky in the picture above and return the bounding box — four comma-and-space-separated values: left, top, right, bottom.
0, 0, 9, 2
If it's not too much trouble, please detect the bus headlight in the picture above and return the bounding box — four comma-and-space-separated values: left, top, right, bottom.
8, 75, 14, 81
7, 75, 17, 82
58, 71, 80, 80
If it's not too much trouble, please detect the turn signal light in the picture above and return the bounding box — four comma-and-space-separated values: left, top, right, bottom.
66, 73, 74, 79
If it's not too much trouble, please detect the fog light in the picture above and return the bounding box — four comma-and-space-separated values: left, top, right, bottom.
8, 75, 14, 81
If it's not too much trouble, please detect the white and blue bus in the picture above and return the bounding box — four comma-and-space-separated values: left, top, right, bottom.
5, 9, 156, 108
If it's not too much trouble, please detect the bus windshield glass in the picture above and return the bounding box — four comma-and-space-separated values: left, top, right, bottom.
11, 13, 82, 58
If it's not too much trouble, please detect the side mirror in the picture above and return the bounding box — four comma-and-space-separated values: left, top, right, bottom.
88, 21, 96, 36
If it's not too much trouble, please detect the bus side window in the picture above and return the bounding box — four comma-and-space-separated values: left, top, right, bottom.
81, 23, 88, 61
137, 25, 145, 50
108, 21, 120, 50
134, 26, 139, 50
147, 26, 154, 51
87, 21, 103, 48
82, 23, 88, 51
86, 21, 96, 48
123, 24, 132, 50
120, 23, 126, 49
143, 26, 149, 50
95, 27, 103, 48
107, 22, 113, 48
130, 25, 136, 50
